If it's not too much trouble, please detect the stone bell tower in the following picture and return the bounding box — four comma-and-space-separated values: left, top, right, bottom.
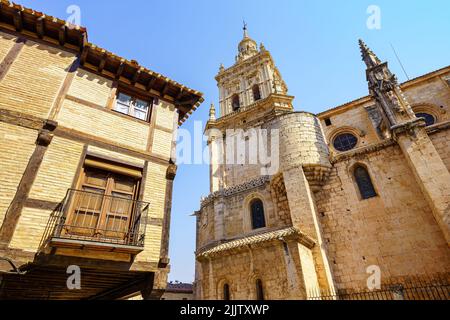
194, 25, 336, 300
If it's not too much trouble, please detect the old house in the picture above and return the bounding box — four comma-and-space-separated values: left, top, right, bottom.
0, 1, 203, 299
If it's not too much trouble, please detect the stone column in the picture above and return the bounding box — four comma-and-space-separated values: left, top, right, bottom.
395, 128, 450, 244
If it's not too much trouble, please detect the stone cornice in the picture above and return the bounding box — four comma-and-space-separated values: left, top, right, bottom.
200, 176, 271, 208
330, 140, 396, 164
205, 94, 294, 131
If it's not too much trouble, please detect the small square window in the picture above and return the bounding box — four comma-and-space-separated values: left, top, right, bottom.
325, 118, 332, 126
114, 92, 151, 121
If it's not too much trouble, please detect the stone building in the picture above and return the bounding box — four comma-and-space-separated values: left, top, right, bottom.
194, 26, 450, 300
0, 2, 203, 299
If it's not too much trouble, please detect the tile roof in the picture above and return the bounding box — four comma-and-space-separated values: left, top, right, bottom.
0, 0, 203, 125
196, 227, 315, 259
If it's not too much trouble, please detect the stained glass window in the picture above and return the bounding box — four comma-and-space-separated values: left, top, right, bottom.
251, 199, 266, 229
354, 166, 377, 200
333, 133, 358, 152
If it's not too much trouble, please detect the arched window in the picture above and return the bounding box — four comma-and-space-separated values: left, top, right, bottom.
250, 199, 266, 229
415, 112, 435, 127
354, 165, 377, 200
333, 133, 358, 152
252, 85, 261, 102
256, 279, 264, 300
223, 284, 230, 300
232, 94, 240, 111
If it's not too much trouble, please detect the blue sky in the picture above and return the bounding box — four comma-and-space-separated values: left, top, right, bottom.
15, 0, 450, 282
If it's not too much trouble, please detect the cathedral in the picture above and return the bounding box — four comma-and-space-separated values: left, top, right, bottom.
194, 26, 450, 300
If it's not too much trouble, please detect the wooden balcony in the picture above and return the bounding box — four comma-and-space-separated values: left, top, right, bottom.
46, 189, 149, 254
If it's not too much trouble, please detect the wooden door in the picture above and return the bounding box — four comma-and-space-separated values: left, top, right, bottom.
65, 167, 139, 242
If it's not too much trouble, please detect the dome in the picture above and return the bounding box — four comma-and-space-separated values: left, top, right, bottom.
236, 24, 259, 62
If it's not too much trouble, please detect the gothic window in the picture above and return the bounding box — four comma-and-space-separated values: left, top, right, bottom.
223, 284, 230, 300
354, 165, 377, 200
250, 199, 266, 229
232, 94, 240, 111
256, 279, 264, 300
252, 84, 261, 101
415, 112, 435, 127
333, 133, 358, 152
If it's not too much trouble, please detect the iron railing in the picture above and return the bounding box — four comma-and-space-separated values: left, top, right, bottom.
308, 276, 450, 300
48, 189, 149, 247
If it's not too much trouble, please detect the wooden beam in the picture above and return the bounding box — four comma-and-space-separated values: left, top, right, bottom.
161, 83, 169, 96
176, 88, 184, 100
146, 76, 157, 91
58, 25, 66, 46
175, 104, 190, 114
36, 17, 45, 39
115, 61, 125, 79
80, 46, 89, 65
98, 53, 107, 73
131, 68, 141, 86
13, 9, 23, 32
86, 274, 152, 300
176, 97, 198, 106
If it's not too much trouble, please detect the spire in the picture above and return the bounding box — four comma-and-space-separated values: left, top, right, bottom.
243, 20, 248, 38
359, 39, 382, 69
236, 21, 258, 62
209, 103, 216, 121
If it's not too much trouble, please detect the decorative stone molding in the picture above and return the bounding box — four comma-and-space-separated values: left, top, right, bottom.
302, 164, 332, 192
200, 176, 271, 208
391, 118, 426, 141
331, 140, 395, 164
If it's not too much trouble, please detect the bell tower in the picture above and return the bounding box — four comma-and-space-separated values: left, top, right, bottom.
216, 23, 289, 118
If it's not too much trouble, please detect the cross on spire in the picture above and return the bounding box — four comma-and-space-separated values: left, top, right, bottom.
243, 20, 248, 38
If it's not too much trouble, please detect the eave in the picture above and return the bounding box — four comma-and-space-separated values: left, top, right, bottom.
0, 0, 204, 125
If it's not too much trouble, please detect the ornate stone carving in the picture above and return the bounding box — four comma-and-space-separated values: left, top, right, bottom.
201, 176, 271, 208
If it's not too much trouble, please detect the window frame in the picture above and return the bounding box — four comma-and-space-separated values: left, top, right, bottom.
114, 91, 153, 122
256, 279, 264, 300
415, 112, 436, 127
353, 164, 377, 200
333, 132, 358, 152
231, 94, 240, 112
250, 198, 266, 230
252, 84, 261, 102
64, 157, 143, 241
223, 283, 231, 301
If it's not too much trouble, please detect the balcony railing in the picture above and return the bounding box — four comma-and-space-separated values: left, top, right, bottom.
46, 189, 149, 251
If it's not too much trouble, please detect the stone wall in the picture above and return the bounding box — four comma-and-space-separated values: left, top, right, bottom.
314, 142, 450, 290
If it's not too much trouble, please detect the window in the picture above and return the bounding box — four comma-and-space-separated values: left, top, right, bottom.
65, 160, 142, 240
252, 85, 261, 102
223, 284, 230, 300
232, 94, 240, 111
324, 118, 332, 126
250, 199, 266, 230
415, 112, 435, 127
333, 133, 358, 152
354, 165, 377, 200
256, 279, 264, 300
115, 92, 151, 121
